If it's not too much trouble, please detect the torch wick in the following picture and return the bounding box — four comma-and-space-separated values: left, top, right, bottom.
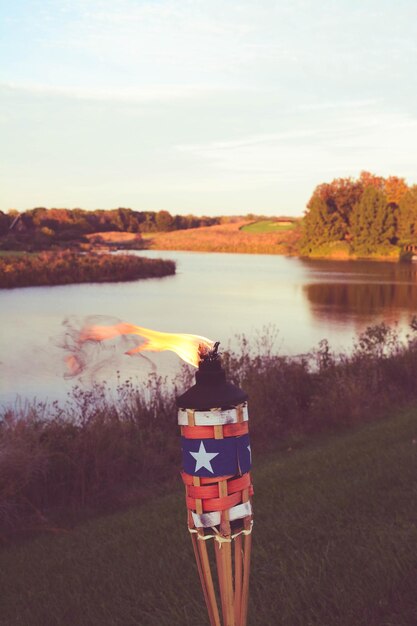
198, 340, 221, 363
212, 341, 220, 357
206, 341, 220, 362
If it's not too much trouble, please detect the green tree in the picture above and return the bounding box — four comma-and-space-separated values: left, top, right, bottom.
155, 210, 174, 231
350, 187, 394, 254
301, 177, 363, 249
325, 177, 363, 237
302, 173, 408, 253
301, 194, 346, 250
397, 185, 417, 243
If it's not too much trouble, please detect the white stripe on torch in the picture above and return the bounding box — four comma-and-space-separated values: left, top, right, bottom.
191, 501, 252, 529
178, 404, 248, 426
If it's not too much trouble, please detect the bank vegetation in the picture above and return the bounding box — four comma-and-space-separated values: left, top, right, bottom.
0, 251, 176, 289
2, 321, 417, 540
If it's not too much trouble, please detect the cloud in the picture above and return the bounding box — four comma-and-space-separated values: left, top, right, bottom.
176, 109, 417, 182
0, 80, 236, 103
297, 99, 382, 112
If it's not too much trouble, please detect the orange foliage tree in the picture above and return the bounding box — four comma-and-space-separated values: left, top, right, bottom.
302, 171, 413, 254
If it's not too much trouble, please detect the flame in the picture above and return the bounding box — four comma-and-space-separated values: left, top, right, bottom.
77, 322, 215, 368
65, 354, 83, 377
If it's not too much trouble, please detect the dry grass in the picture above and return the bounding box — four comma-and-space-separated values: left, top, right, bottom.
86, 232, 143, 245
143, 221, 301, 254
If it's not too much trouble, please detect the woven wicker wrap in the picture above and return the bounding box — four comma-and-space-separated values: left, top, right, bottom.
179, 404, 253, 536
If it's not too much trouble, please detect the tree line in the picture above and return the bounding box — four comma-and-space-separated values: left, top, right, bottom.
0, 207, 222, 249
301, 171, 417, 255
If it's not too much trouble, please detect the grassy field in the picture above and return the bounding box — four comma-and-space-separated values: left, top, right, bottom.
1, 408, 416, 626
240, 220, 296, 233
143, 221, 301, 255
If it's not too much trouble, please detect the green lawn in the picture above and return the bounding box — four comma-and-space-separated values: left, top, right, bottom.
241, 220, 296, 233
1, 409, 416, 626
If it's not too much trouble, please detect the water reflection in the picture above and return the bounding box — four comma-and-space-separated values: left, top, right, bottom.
3, 252, 417, 404
302, 259, 417, 325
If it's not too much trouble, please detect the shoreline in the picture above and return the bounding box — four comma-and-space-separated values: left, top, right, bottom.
143, 242, 408, 263
141, 224, 408, 262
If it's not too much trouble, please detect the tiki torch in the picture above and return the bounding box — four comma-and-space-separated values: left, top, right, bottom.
66, 323, 253, 626
177, 342, 253, 626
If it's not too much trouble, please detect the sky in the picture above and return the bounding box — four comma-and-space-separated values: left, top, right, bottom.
1, 0, 417, 216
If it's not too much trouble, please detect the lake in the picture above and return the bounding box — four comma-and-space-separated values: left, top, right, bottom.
1, 251, 417, 405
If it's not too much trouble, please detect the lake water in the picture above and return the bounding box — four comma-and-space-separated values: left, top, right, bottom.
1, 251, 417, 405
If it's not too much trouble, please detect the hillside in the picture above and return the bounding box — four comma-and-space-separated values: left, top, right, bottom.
1, 408, 416, 626
143, 220, 301, 255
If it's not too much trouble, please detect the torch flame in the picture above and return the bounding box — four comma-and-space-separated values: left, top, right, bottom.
77, 322, 215, 368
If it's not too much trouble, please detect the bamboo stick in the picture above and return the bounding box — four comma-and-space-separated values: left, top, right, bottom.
218, 475, 235, 626
239, 483, 252, 626
223, 540, 235, 626
191, 533, 214, 625
190, 474, 220, 626
234, 534, 243, 625
193, 476, 203, 515
187, 408, 195, 426
214, 539, 228, 623
214, 424, 223, 439
240, 531, 252, 626
198, 537, 221, 626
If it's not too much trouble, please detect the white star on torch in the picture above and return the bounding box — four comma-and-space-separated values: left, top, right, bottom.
189, 441, 219, 473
